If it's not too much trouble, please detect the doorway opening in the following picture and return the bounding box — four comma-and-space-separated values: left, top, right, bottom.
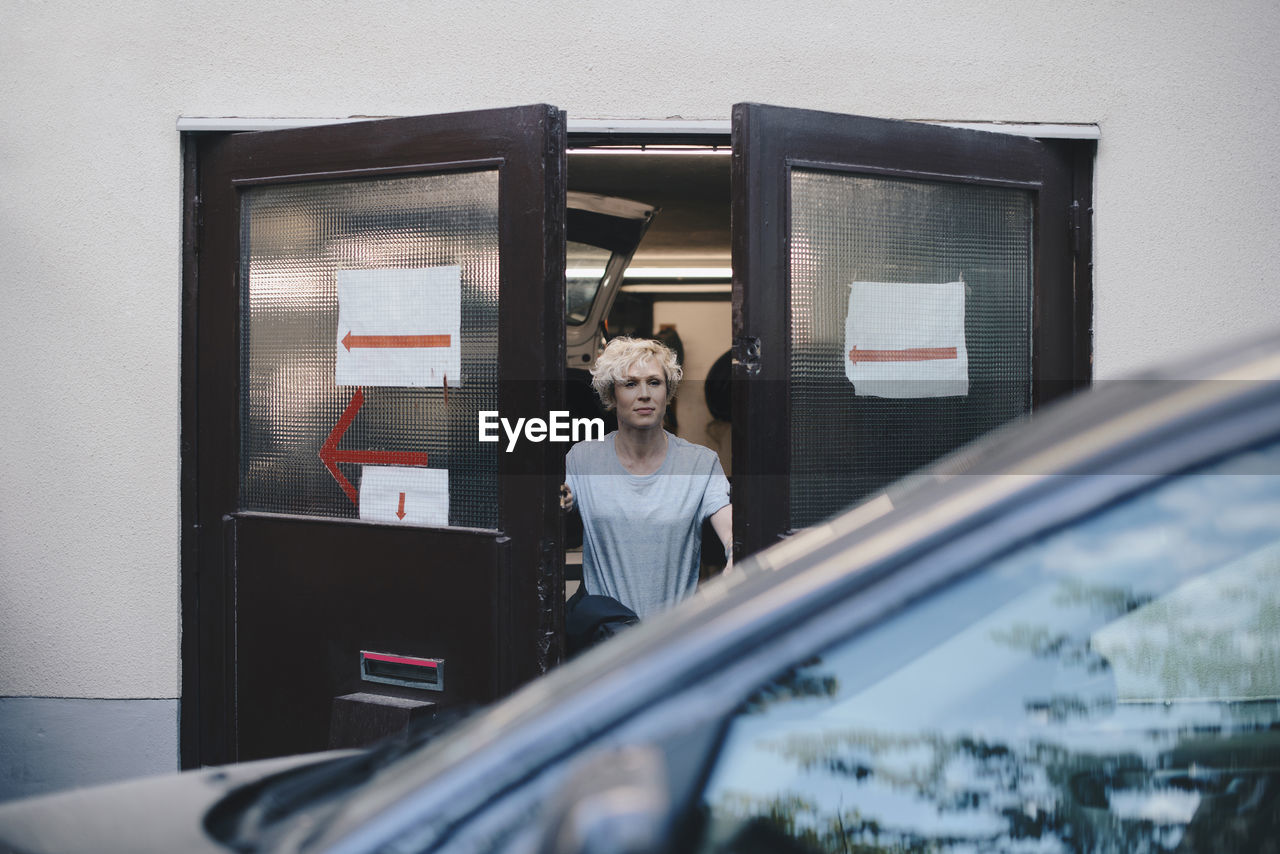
563, 141, 735, 594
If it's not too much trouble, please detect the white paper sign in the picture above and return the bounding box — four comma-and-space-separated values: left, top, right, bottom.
358, 466, 449, 527
844, 281, 969, 398
335, 266, 461, 388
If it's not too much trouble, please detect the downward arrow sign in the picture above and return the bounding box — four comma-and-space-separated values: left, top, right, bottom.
396, 492, 406, 520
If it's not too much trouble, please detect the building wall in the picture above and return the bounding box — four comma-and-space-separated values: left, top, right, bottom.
0, 699, 178, 802
1, 0, 1277, 792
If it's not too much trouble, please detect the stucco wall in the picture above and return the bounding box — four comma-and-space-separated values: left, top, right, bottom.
1, 0, 1277, 769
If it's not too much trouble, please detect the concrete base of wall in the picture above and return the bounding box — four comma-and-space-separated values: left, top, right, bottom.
0, 697, 178, 803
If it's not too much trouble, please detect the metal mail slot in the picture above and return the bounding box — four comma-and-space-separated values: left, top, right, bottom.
360, 650, 445, 692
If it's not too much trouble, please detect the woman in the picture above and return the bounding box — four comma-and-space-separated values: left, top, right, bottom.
562, 337, 732, 619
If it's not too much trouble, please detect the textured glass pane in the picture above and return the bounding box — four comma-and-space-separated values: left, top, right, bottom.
239, 170, 500, 529
790, 169, 1033, 528
566, 240, 612, 326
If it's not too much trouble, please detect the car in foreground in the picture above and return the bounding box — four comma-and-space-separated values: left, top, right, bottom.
4, 334, 1280, 853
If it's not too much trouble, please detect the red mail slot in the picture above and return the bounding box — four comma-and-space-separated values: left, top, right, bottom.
360, 650, 444, 691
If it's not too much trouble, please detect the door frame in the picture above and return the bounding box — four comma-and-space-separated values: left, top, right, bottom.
180, 109, 1093, 765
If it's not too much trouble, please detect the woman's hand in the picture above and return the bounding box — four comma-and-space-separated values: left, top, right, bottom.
560, 482, 575, 512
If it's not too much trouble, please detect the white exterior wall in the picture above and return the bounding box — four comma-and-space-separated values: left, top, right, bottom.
1, 0, 1277, 778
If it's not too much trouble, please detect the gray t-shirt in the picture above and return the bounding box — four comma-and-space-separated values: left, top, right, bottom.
566, 431, 730, 619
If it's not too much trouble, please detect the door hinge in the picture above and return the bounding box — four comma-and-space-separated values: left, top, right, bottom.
733, 336, 762, 377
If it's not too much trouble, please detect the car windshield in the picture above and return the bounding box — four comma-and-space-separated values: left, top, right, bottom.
699, 439, 1280, 852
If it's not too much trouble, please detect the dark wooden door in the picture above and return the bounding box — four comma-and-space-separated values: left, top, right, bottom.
730, 104, 1089, 557
184, 106, 566, 764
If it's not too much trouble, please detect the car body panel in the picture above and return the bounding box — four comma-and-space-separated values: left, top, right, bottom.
0, 752, 351, 854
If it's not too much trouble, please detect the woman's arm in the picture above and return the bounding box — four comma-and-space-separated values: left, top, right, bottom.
709, 504, 733, 573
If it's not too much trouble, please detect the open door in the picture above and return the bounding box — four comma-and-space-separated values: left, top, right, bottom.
731, 104, 1088, 556
184, 106, 566, 765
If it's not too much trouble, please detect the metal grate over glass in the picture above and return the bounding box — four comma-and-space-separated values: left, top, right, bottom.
789, 168, 1033, 529
239, 170, 500, 529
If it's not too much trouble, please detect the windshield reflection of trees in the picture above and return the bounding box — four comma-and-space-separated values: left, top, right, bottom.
706, 575, 1280, 853
702, 448, 1280, 853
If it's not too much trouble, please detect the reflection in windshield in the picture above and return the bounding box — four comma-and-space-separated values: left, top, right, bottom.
700, 442, 1280, 852
1092, 543, 1280, 703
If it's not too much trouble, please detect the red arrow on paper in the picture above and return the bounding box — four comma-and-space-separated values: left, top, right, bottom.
396, 492, 406, 520
342, 331, 451, 351
849, 346, 958, 364
319, 388, 430, 507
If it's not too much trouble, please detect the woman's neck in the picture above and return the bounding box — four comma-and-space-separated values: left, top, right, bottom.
614, 424, 668, 475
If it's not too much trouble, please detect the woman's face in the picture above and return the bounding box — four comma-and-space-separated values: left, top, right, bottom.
613, 357, 668, 431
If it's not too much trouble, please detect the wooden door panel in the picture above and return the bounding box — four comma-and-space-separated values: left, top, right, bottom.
233, 516, 508, 759
186, 105, 566, 765
730, 104, 1084, 556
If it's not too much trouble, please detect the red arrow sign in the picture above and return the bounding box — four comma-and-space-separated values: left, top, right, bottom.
319, 388, 430, 507
849, 346, 958, 364
342, 331, 451, 351
396, 492, 406, 520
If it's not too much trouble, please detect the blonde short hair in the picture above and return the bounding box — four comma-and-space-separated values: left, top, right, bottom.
590, 337, 683, 411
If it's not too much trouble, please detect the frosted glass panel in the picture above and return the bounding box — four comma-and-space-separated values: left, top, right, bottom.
239, 170, 500, 529
790, 169, 1033, 528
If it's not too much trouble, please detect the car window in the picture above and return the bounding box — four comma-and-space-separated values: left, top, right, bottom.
566, 240, 614, 326
695, 440, 1280, 853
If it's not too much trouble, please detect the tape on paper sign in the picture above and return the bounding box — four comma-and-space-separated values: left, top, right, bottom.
335, 266, 462, 388
359, 466, 449, 527
844, 281, 969, 398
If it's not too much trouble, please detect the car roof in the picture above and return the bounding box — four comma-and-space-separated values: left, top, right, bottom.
313, 331, 1280, 854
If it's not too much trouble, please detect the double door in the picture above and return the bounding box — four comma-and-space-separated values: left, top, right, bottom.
184, 104, 1088, 766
